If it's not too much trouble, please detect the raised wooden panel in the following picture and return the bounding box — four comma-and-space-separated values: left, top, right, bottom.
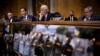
12, 21, 100, 29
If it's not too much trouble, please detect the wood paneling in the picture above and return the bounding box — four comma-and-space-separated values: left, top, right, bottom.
9, 0, 27, 17
10, 0, 27, 17
54, 0, 100, 18
11, 21, 100, 29
54, 0, 82, 18
0, 0, 27, 18
0, 0, 100, 18
17, 0, 27, 17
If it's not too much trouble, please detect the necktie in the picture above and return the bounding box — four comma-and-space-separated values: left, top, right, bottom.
86, 18, 90, 21
23, 16, 27, 21
70, 16, 73, 21
42, 15, 45, 21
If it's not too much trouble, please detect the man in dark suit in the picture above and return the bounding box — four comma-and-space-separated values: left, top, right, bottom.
38, 5, 53, 21
79, 6, 100, 21
18, 8, 36, 22
3, 12, 16, 37
7, 12, 18, 22
65, 10, 77, 21
3, 12, 17, 38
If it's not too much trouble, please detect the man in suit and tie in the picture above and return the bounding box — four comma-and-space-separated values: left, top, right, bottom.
65, 10, 77, 21
38, 5, 53, 21
18, 8, 35, 36
3, 12, 17, 36
3, 12, 17, 39
79, 6, 100, 21
18, 8, 36, 22
7, 12, 18, 23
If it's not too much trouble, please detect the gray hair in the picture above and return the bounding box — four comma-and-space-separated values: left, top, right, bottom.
40, 5, 49, 11
85, 6, 93, 12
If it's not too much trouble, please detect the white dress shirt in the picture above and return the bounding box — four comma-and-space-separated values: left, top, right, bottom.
83, 17, 91, 21
70, 16, 74, 21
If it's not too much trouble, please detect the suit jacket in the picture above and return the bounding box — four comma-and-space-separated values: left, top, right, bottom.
65, 16, 77, 21
79, 15, 100, 21
37, 13, 53, 21
17, 15, 35, 34
18, 15, 36, 22
2, 16, 17, 37
6, 16, 18, 22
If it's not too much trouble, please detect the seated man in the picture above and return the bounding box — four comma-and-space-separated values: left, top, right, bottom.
18, 8, 36, 22
79, 6, 100, 21
7, 12, 18, 23
65, 10, 77, 21
38, 5, 53, 21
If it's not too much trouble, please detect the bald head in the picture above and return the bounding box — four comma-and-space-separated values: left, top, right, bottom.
40, 5, 49, 15
7, 12, 13, 19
